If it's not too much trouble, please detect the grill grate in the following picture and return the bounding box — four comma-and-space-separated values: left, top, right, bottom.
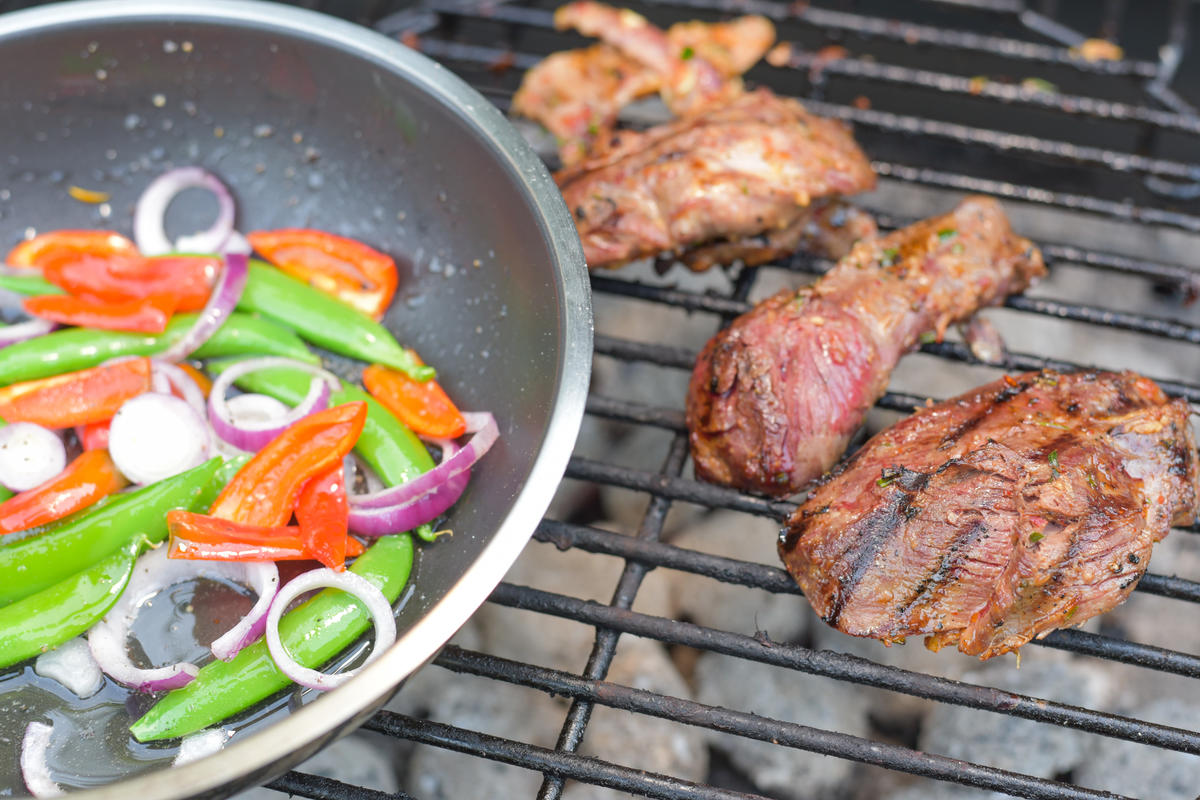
158, 0, 1200, 798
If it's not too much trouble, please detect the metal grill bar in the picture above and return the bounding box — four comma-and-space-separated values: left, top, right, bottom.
265, 772, 416, 800
594, 325, 1200, 407
366, 712, 768, 800
410, 7, 1200, 182
423, 0, 1161, 77
778, 53, 1200, 135
538, 268, 765, 800
409, 36, 1200, 233
432, 647, 1139, 800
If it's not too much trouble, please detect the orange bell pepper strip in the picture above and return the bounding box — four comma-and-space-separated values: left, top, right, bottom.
209, 402, 367, 527
296, 465, 350, 571
363, 360, 466, 439
43, 255, 216, 312
0, 449, 128, 534
23, 292, 178, 333
166, 509, 364, 562
7, 230, 137, 271
247, 229, 398, 321
0, 358, 152, 428
176, 363, 212, 397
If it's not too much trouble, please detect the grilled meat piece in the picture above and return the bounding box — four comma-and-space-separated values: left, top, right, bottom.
687, 197, 1045, 496
559, 88, 876, 269
513, 6, 774, 166
512, 44, 661, 167
779, 370, 1200, 658
679, 200, 877, 272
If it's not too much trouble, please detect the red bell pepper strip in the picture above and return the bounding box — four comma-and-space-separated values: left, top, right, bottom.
247, 229, 398, 321
77, 420, 111, 451
0, 358, 152, 428
7, 230, 137, 271
43, 255, 216, 312
363, 360, 466, 439
296, 465, 350, 571
0, 449, 128, 534
166, 509, 364, 562
209, 402, 367, 527
23, 292, 178, 333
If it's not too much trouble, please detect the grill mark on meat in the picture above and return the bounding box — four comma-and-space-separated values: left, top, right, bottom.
893, 515, 990, 622
937, 379, 1033, 451
825, 468, 927, 625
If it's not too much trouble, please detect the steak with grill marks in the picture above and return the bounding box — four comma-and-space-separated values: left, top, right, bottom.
687, 196, 1044, 496
779, 370, 1200, 659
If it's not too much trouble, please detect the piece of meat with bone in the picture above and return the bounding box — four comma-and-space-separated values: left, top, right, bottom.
779, 369, 1200, 659
512, 5, 775, 166
559, 88, 877, 269
687, 197, 1045, 496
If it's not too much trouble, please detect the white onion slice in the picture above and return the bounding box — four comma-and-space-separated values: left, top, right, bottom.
35, 638, 104, 699
20, 722, 62, 799
133, 167, 235, 256
265, 568, 396, 691
173, 729, 231, 766
88, 547, 279, 690
0, 422, 66, 492
109, 393, 211, 485
208, 357, 339, 452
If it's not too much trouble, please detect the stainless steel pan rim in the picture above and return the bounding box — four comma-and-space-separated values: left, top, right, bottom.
0, 1, 592, 797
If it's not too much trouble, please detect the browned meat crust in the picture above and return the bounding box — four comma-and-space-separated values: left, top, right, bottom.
558, 88, 877, 269
679, 200, 877, 272
779, 369, 1200, 659
686, 197, 1045, 496
511, 7, 774, 166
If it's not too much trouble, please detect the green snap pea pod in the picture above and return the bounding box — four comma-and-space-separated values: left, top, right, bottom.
0, 311, 317, 385
208, 360, 438, 541
239, 261, 433, 382
0, 419, 9, 503
0, 535, 143, 668
0, 272, 61, 296
0, 457, 225, 606
130, 533, 414, 741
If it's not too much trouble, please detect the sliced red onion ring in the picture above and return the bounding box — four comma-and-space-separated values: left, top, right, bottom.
0, 422, 66, 492
35, 638, 104, 699
134, 167, 235, 256
151, 360, 207, 418
346, 412, 497, 537
0, 287, 56, 349
20, 722, 62, 799
88, 547, 279, 690
159, 252, 247, 363
265, 568, 396, 691
109, 393, 211, 485
208, 357, 339, 452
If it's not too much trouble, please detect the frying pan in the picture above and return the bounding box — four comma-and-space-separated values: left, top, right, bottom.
0, 0, 591, 796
